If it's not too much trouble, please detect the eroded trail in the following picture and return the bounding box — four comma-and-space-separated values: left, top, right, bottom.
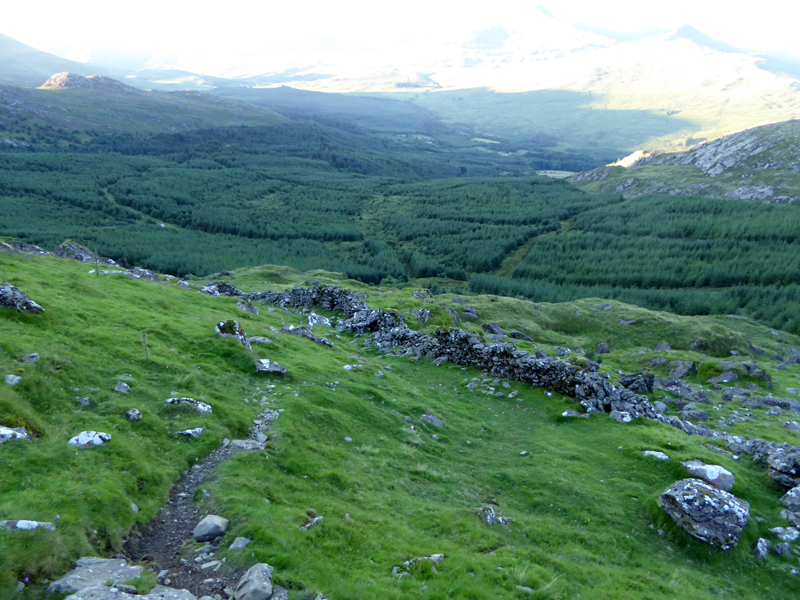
124, 408, 280, 599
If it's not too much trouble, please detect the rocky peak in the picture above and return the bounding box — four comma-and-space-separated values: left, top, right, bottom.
40, 72, 143, 95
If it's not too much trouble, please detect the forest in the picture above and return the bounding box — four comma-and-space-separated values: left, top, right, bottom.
3, 121, 800, 333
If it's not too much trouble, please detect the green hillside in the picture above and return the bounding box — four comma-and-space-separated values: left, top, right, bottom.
2, 251, 800, 598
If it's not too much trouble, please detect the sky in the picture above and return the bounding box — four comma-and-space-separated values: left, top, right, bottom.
4, 0, 799, 70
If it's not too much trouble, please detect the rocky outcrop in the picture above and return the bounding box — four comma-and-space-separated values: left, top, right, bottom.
0, 284, 44, 313
659, 479, 750, 549
681, 460, 736, 492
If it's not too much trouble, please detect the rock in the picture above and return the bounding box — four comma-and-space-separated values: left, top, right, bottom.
126, 408, 142, 422
0, 425, 30, 445
669, 361, 694, 379
308, 312, 331, 327
655, 342, 671, 352
249, 336, 272, 344
193, 515, 229, 542
176, 427, 205, 438
619, 319, 638, 325
421, 413, 443, 427
301, 516, 323, 531
22, 353, 39, 362
596, 343, 610, 355
0, 284, 45, 313
64, 585, 197, 600
774, 542, 792, 556
229, 440, 264, 451
68, 431, 111, 448
482, 323, 506, 336
115, 382, 131, 394
643, 450, 670, 460
769, 526, 800, 542
707, 371, 739, 384
4, 374, 21, 386
654, 401, 668, 414
619, 372, 655, 393
414, 309, 432, 324
783, 421, 800, 433
255, 359, 288, 374
452, 297, 466, 305
164, 397, 213, 413
342, 364, 359, 371
681, 460, 736, 492
562, 409, 589, 418
216, 319, 251, 350
754, 538, 771, 560
237, 299, 259, 316
781, 509, 800, 528
610, 410, 632, 424
229, 537, 252, 550
233, 564, 274, 600
509, 331, 534, 342
658, 479, 750, 549
680, 409, 710, 422
0, 519, 56, 532
47, 557, 143, 595
780, 487, 800, 512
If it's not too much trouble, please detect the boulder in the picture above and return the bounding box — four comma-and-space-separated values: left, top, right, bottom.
193, 515, 229, 542
216, 319, 251, 350
0, 284, 45, 313
655, 342, 671, 352
114, 382, 131, 394
679, 409, 710, 422
780, 487, 800, 512
126, 408, 142, 422
681, 460, 736, 492
255, 359, 288, 374
47, 557, 143, 595
64, 585, 197, 600
596, 343, 610, 355
509, 331, 534, 343
754, 538, 771, 560
164, 397, 213, 413
230, 440, 264, 451
233, 563, 274, 600
707, 371, 739, 384
643, 450, 670, 460
421, 413, 444, 428
237, 299, 259, 316
482, 323, 506, 336
308, 312, 331, 327
669, 361, 694, 379
229, 537, 252, 550
68, 431, 111, 448
658, 479, 750, 549
0, 425, 30, 445
4, 374, 21, 386
0, 519, 56, 532
619, 372, 655, 393
22, 353, 39, 362
176, 427, 205, 438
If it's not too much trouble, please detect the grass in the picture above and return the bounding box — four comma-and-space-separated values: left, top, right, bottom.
2, 253, 800, 598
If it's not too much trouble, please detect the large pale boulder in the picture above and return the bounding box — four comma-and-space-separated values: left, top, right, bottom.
47, 558, 142, 595
68, 431, 111, 448
0, 426, 30, 445
659, 479, 750, 550
192, 515, 229, 542
681, 460, 736, 492
233, 563, 274, 600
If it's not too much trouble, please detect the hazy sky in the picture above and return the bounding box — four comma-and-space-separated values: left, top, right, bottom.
4, 0, 799, 67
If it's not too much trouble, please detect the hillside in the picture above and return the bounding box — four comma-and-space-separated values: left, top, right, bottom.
570, 120, 800, 202
3, 249, 800, 598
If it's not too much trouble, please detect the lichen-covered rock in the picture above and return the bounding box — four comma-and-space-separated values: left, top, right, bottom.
164, 397, 213, 413
659, 479, 750, 549
114, 381, 131, 393
68, 431, 111, 448
0, 284, 44, 313
47, 557, 143, 595
255, 359, 288, 374
233, 563, 274, 600
216, 319, 251, 350
754, 538, 771, 560
681, 460, 736, 492
126, 408, 142, 422
780, 487, 800, 512
0, 426, 30, 445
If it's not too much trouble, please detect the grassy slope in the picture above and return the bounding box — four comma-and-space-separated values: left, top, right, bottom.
1, 254, 800, 598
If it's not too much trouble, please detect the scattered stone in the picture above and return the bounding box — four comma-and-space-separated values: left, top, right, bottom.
681, 460, 736, 492
77, 397, 90, 407
780, 487, 800, 512
255, 359, 288, 374
596, 343, 610, 355
193, 515, 229, 542
237, 299, 259, 316
0, 284, 45, 313
21, 353, 39, 363
233, 563, 274, 600
0, 519, 56, 532
774, 542, 792, 556
343, 365, 359, 371
0, 425, 30, 445
769, 526, 800, 542
344, 437, 353, 442
176, 427, 205, 438
421, 413, 443, 427
126, 408, 142, 422
47, 557, 143, 595
562, 409, 589, 419
375, 371, 386, 378
643, 451, 670, 461
301, 516, 323, 531
610, 410, 632, 424
115, 382, 131, 394
68, 431, 111, 448
229, 537, 252, 550
482, 323, 506, 336
754, 538, 771, 560
680, 409, 710, 422
659, 479, 750, 549
4, 374, 21, 386
707, 371, 739, 384
783, 421, 800, 433
164, 397, 213, 413
654, 401, 668, 414
229, 440, 264, 451
249, 337, 272, 344
509, 331, 534, 342
480, 506, 512, 525
619, 319, 638, 325
655, 342, 671, 352
669, 361, 695, 380
781, 509, 800, 528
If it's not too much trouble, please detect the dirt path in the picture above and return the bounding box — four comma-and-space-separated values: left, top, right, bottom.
124, 408, 279, 599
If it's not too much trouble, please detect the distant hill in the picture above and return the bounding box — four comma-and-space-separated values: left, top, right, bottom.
570, 119, 800, 202
0, 33, 108, 87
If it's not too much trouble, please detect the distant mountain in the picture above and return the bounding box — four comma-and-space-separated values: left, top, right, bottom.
570, 119, 800, 202
0, 33, 109, 87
